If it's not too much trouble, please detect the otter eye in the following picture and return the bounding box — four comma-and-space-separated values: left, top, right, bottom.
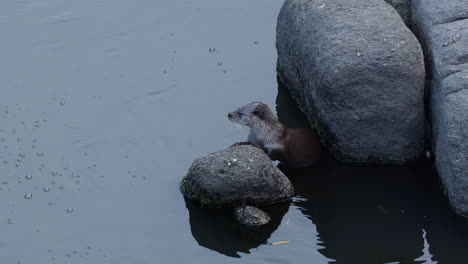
252, 109, 263, 119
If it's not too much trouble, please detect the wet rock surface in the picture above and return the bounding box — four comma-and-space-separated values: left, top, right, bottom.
412, 0, 468, 217
181, 145, 294, 207
234, 206, 270, 227
276, 0, 425, 163
384, 0, 411, 25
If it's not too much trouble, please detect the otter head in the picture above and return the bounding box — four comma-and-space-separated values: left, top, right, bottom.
228, 101, 276, 128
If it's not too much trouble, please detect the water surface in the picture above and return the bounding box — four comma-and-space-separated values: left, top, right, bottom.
1, 1, 467, 263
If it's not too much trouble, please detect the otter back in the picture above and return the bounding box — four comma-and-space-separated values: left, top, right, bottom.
283, 128, 323, 168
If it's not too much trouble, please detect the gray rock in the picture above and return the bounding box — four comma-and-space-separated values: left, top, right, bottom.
384, 0, 411, 25
234, 206, 270, 227
181, 145, 294, 207
412, 0, 468, 217
276, 0, 425, 163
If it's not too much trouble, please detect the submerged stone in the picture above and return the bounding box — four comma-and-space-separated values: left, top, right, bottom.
234, 206, 270, 227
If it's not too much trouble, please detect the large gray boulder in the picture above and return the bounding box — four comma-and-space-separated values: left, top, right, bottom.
181, 145, 294, 207
412, 0, 468, 216
384, 0, 411, 25
276, 0, 426, 163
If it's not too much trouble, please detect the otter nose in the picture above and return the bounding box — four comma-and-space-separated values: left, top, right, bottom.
228, 113, 232, 119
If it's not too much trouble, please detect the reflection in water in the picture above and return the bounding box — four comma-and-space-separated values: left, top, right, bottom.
275, 76, 468, 264
285, 164, 423, 263
282, 162, 468, 264
185, 200, 289, 258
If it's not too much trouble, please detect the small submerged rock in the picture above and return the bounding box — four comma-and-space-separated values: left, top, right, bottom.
181, 145, 294, 207
234, 206, 270, 227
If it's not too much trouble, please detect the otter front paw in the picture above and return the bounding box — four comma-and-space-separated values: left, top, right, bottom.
230, 142, 251, 148
252, 144, 268, 154
230, 142, 267, 154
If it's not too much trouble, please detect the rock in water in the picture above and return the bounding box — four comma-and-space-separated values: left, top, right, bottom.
276, 0, 425, 163
412, 0, 468, 217
234, 206, 270, 227
181, 145, 294, 207
384, 0, 411, 25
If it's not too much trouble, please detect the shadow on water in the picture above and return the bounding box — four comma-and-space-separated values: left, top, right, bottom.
276, 75, 468, 264
185, 75, 468, 262
185, 200, 289, 258
285, 164, 468, 263
275, 74, 311, 129
282, 164, 468, 264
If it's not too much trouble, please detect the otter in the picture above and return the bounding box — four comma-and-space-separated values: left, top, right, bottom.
228, 101, 323, 168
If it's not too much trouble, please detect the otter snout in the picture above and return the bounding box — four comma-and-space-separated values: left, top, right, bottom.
228, 110, 242, 123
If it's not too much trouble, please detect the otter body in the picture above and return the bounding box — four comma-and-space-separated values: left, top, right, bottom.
228, 101, 323, 168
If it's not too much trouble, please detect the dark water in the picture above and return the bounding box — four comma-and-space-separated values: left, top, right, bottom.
0, 1, 467, 263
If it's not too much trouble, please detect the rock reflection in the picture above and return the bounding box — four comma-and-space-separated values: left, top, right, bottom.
185, 200, 289, 258
285, 164, 425, 263
275, 74, 468, 264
